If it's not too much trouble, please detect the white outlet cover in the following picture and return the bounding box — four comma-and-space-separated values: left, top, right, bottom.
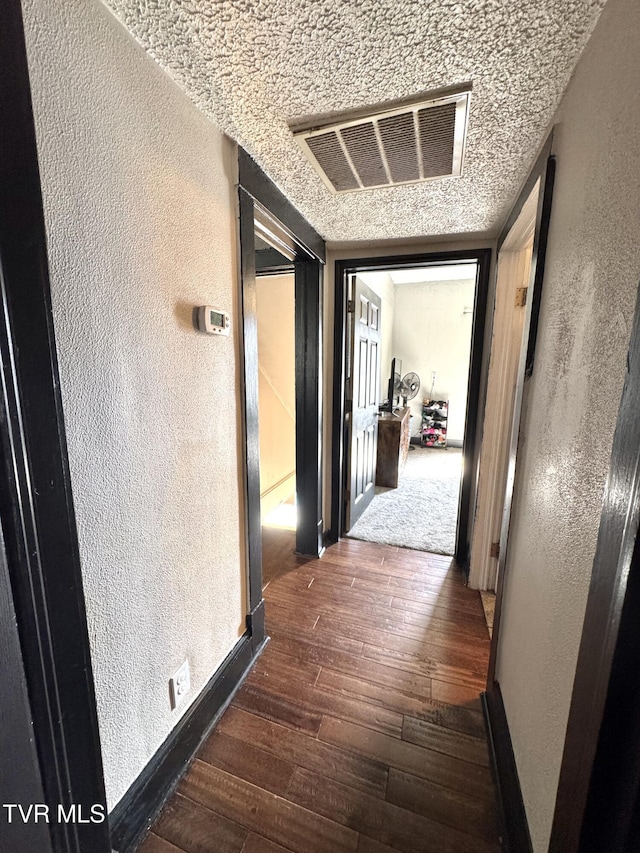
169, 659, 190, 710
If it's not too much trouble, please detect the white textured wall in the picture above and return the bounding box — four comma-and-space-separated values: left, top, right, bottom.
495, 0, 640, 848
256, 274, 296, 514
22, 0, 245, 809
391, 280, 475, 440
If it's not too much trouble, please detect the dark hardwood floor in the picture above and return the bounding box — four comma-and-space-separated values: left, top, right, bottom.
139, 532, 500, 853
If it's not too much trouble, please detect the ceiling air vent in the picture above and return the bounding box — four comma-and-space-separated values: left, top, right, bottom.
291, 88, 471, 194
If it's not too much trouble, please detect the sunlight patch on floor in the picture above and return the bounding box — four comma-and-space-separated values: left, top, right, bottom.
480, 590, 496, 638
263, 501, 297, 530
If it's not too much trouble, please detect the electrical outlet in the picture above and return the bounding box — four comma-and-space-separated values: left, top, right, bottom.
169, 659, 190, 710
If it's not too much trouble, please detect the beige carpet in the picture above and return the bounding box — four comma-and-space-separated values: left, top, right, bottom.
347, 447, 462, 555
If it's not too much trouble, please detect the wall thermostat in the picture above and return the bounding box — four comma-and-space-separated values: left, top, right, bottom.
197, 306, 230, 336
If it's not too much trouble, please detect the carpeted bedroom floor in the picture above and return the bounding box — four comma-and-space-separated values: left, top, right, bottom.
347, 446, 462, 555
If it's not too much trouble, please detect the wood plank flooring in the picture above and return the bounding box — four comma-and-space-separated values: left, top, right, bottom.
139, 533, 501, 853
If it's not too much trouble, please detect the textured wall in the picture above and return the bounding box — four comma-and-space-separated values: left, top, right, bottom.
22, 0, 245, 809
495, 0, 640, 848
392, 280, 475, 441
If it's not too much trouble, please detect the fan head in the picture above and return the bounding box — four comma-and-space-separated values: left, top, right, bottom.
400, 372, 421, 400
392, 372, 403, 394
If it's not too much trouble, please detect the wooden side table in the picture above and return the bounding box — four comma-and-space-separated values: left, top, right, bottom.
375, 407, 411, 488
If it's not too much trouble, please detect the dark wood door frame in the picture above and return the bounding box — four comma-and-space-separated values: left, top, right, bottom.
0, 533, 54, 853
0, 3, 110, 851
294, 258, 324, 557
238, 150, 325, 626
330, 248, 492, 569
549, 279, 640, 852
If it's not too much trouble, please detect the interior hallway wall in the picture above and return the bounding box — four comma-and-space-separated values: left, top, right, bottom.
22, 0, 246, 809
495, 0, 640, 848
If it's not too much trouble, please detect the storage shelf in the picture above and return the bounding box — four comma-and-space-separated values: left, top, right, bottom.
421, 398, 448, 448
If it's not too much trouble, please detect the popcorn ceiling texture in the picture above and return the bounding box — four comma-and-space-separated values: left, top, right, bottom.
103, 0, 606, 242
22, 0, 246, 809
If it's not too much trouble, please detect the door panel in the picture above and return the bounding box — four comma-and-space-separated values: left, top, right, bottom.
347, 277, 381, 528
358, 338, 368, 408
369, 341, 378, 405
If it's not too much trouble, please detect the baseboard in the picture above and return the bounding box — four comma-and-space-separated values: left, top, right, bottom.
323, 528, 338, 548
248, 599, 266, 651
109, 630, 267, 852
482, 684, 533, 853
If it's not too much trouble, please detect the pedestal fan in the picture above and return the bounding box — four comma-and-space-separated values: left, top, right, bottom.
400, 372, 420, 406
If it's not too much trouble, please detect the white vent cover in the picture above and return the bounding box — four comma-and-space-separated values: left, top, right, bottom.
292, 90, 470, 194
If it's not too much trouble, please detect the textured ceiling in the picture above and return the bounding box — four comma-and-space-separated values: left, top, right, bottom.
103, 0, 606, 242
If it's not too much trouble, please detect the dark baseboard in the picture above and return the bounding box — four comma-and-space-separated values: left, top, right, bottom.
109, 630, 267, 852
247, 598, 266, 651
482, 684, 533, 853
323, 528, 337, 549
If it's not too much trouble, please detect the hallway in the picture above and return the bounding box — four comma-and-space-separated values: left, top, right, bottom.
140, 536, 500, 853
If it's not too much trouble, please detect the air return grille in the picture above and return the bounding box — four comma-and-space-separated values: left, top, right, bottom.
292, 90, 470, 194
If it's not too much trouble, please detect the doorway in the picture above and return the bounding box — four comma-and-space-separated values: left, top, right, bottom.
482, 145, 556, 685
479, 140, 556, 851
254, 239, 297, 586
346, 263, 478, 555
331, 249, 491, 569
237, 149, 325, 628
256, 267, 296, 533
468, 180, 539, 628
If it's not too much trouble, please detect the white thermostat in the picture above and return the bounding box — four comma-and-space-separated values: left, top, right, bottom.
197, 306, 230, 336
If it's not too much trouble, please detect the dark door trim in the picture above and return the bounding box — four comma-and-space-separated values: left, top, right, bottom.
295, 259, 324, 556
0, 3, 109, 851
0, 535, 53, 853
330, 248, 492, 568
549, 280, 640, 852
238, 151, 325, 264
238, 151, 325, 620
